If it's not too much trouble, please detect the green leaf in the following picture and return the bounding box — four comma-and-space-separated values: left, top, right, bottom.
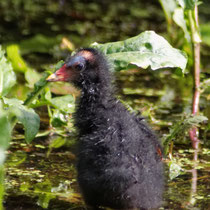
173, 8, 191, 42
25, 68, 42, 88
169, 162, 183, 180
35, 180, 55, 209
24, 72, 50, 106
50, 95, 75, 113
163, 114, 208, 154
13, 106, 40, 143
92, 31, 187, 72
49, 137, 66, 149
55, 60, 65, 70
159, 0, 177, 23
0, 46, 16, 97
177, 0, 197, 10
6, 44, 28, 73
0, 112, 12, 150
51, 110, 68, 127
24, 61, 64, 107
47, 137, 66, 157
186, 115, 208, 125
4, 98, 40, 143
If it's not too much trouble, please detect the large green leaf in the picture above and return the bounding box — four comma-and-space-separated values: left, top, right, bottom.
92, 31, 187, 72
15, 107, 40, 143
4, 98, 40, 143
0, 46, 16, 97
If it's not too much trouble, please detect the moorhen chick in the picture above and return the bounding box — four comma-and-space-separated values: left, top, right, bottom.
47, 48, 164, 210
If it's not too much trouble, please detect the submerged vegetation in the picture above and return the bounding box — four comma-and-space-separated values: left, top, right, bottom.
0, 0, 209, 209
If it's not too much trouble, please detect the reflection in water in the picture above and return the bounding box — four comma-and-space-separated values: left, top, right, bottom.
187, 148, 199, 208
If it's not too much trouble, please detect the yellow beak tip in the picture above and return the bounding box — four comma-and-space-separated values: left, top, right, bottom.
46, 73, 57, 82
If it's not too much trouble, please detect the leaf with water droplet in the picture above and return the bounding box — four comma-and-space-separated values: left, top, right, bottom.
92, 31, 187, 72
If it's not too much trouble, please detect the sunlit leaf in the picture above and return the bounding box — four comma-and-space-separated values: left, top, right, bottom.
6, 44, 27, 73
169, 161, 183, 180
25, 68, 42, 88
173, 8, 191, 42
159, 0, 177, 23
0, 46, 16, 97
92, 31, 187, 72
49, 137, 66, 149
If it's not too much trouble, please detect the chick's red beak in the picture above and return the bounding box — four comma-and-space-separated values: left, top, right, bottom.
46, 64, 70, 82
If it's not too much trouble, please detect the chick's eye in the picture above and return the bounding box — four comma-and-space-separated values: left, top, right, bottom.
74, 63, 84, 71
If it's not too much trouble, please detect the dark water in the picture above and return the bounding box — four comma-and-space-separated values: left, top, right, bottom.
4, 136, 210, 210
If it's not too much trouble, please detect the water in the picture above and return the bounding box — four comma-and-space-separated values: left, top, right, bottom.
4, 137, 210, 209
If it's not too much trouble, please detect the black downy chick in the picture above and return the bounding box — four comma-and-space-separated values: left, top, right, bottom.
47, 48, 164, 210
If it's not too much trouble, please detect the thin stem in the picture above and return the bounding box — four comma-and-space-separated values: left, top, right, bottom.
189, 4, 201, 149
192, 5, 201, 115
23, 72, 50, 107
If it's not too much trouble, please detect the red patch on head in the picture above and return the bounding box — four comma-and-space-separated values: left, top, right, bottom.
54, 64, 70, 81
47, 64, 77, 82
77, 50, 95, 62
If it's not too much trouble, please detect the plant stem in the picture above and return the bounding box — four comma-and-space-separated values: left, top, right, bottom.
23, 72, 50, 107
189, 5, 201, 149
